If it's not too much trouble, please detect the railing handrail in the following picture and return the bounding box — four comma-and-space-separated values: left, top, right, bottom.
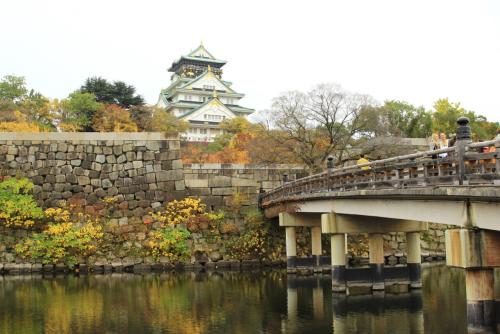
260, 138, 500, 206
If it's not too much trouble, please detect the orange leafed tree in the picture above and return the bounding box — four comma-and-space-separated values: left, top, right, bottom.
92, 104, 138, 132
0, 110, 41, 132
181, 118, 257, 163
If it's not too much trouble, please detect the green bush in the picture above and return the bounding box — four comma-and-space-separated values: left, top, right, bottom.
0, 177, 43, 228
15, 208, 104, 266
146, 227, 191, 262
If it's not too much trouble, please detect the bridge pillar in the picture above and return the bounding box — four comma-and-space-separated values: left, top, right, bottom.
466, 268, 495, 330
445, 229, 500, 331
285, 227, 297, 273
406, 232, 422, 288
331, 233, 347, 292
311, 226, 322, 272
368, 233, 385, 290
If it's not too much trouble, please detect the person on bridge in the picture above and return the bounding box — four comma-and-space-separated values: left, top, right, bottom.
438, 133, 449, 158
357, 154, 370, 170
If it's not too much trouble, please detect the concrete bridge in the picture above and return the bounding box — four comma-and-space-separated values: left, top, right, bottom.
259, 118, 500, 331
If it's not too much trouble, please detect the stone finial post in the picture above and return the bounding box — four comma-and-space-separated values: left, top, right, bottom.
283, 173, 289, 184
257, 182, 265, 209
456, 117, 472, 185
326, 155, 334, 190
326, 155, 334, 170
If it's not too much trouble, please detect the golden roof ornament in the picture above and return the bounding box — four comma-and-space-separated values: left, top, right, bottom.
212, 89, 218, 98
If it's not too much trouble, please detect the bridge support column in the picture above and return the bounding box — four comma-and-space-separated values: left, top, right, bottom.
311, 226, 322, 272
466, 268, 495, 329
286, 227, 297, 273
368, 233, 385, 290
445, 229, 500, 331
331, 233, 346, 292
406, 232, 422, 289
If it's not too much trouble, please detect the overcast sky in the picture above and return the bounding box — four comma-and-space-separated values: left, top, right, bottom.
1, 0, 499, 121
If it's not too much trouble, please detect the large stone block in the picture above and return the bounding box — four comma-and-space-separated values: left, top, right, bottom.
95, 155, 106, 163
209, 176, 231, 188
143, 151, 155, 161
7, 147, 18, 155
102, 179, 113, 189
106, 155, 116, 163
172, 159, 183, 170
113, 146, 123, 155
231, 177, 256, 187
102, 147, 113, 155
126, 151, 136, 161
77, 176, 90, 185
91, 178, 101, 187
185, 179, 209, 188
212, 187, 234, 196
146, 141, 160, 151
55, 175, 66, 183
117, 154, 127, 164
157, 169, 184, 181
175, 180, 185, 191
71, 159, 82, 166
122, 143, 134, 152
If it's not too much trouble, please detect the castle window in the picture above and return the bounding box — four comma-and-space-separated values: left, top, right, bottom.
203, 85, 215, 91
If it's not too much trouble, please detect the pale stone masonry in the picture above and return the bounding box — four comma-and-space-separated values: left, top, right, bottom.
0, 133, 187, 211
182, 163, 308, 210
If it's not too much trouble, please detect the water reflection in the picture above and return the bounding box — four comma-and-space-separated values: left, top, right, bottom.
331, 291, 423, 333
0, 264, 470, 334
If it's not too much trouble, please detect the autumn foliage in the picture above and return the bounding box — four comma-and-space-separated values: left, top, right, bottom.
92, 104, 138, 132
181, 117, 299, 164
181, 118, 254, 163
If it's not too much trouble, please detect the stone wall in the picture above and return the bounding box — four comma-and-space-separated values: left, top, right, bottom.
183, 163, 308, 211
0, 133, 187, 212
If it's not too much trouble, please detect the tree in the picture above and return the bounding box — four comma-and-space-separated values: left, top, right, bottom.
80, 77, 144, 108
111, 81, 144, 107
359, 100, 432, 138
129, 105, 154, 131
431, 98, 498, 140
264, 84, 374, 172
0, 111, 41, 132
0, 75, 53, 131
0, 75, 28, 103
20, 90, 55, 131
92, 104, 138, 132
247, 128, 299, 165
129, 105, 187, 133
58, 92, 103, 131
148, 108, 187, 134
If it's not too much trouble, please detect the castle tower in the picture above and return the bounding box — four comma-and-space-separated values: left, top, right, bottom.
157, 44, 254, 142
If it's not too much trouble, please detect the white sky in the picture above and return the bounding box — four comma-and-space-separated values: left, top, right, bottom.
1, 0, 499, 122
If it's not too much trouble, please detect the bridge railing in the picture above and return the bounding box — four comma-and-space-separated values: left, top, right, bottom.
259, 137, 500, 206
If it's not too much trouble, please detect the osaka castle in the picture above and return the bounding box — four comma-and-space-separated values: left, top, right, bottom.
157, 44, 254, 142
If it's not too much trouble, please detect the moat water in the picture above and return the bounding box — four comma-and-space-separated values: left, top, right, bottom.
0, 264, 469, 334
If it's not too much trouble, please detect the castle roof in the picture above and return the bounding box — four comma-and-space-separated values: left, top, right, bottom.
168, 44, 227, 72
